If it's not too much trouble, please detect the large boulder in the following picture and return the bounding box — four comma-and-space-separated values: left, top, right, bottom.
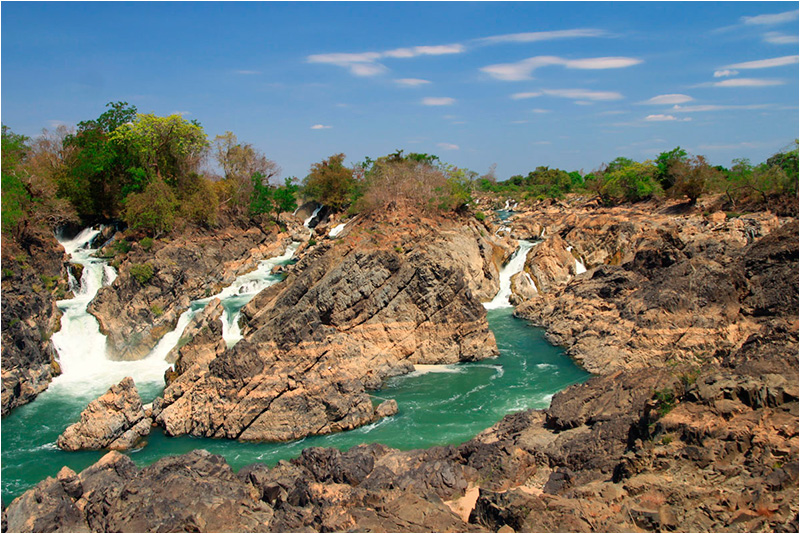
57, 377, 151, 451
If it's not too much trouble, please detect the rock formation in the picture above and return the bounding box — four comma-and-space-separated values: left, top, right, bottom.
56, 377, 152, 451
88, 225, 294, 361
1, 225, 69, 415
151, 210, 512, 442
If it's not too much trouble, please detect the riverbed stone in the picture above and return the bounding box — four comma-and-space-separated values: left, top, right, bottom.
56, 377, 151, 451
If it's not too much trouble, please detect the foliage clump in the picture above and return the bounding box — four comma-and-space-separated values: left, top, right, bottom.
129, 263, 155, 285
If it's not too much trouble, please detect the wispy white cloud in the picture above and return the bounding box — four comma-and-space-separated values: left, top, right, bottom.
482, 55, 642, 81
437, 142, 460, 150
235, 70, 261, 75
644, 114, 692, 122
394, 78, 431, 87
384, 44, 463, 58
642, 94, 694, 105
710, 78, 784, 87
422, 97, 455, 106
308, 43, 463, 77
722, 55, 799, 70
742, 10, 798, 25
671, 104, 771, 113
763, 32, 799, 44
511, 120, 530, 124
714, 69, 739, 78
310, 124, 332, 130
531, 108, 550, 114
173, 111, 191, 116
598, 110, 628, 116
511, 92, 542, 100
477, 28, 608, 44
531, 141, 552, 145
542, 88, 624, 101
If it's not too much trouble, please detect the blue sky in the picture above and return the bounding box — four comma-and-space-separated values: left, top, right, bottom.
2, 1, 798, 180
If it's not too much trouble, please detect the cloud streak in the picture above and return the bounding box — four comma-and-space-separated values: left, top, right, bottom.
644, 114, 691, 122
642, 94, 694, 105
310, 124, 332, 130
542, 88, 624, 101
308, 43, 464, 77
394, 78, 431, 87
721, 55, 799, 70
437, 143, 459, 150
710, 78, 784, 87
476, 28, 608, 44
482, 55, 642, 81
742, 10, 798, 25
422, 97, 455, 106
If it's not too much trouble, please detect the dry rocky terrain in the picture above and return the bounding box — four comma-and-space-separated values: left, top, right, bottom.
3, 197, 797, 532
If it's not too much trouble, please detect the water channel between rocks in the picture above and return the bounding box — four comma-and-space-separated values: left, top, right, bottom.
0, 226, 590, 503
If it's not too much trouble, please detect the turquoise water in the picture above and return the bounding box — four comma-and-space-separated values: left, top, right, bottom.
0, 308, 588, 503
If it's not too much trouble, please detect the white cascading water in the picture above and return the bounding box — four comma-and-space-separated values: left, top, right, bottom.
566, 245, 587, 275
191, 241, 301, 347
50, 229, 169, 395
304, 205, 323, 228
49, 229, 301, 395
484, 240, 535, 309
328, 222, 347, 238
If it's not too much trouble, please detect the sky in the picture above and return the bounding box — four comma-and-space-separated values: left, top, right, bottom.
2, 1, 798, 180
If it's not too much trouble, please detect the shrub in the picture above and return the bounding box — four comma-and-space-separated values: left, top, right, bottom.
474, 211, 486, 221
302, 153, 355, 210
653, 388, 676, 418
150, 304, 164, 317
123, 177, 178, 236
129, 263, 154, 285
139, 237, 154, 252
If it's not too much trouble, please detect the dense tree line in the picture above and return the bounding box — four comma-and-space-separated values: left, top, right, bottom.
3, 101, 797, 247
478, 143, 798, 213
1, 102, 298, 241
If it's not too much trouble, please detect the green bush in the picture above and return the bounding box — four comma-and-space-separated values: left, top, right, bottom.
653, 388, 676, 418
139, 237, 154, 252
129, 263, 154, 285
123, 178, 178, 236
474, 211, 486, 221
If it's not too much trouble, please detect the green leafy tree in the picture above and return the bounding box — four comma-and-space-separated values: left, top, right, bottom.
123, 177, 179, 236
302, 153, 356, 210
60, 102, 138, 220
111, 113, 208, 187
655, 146, 688, 190
591, 159, 661, 204
1, 126, 30, 234
273, 177, 299, 219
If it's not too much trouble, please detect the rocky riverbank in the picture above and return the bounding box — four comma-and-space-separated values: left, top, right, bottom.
1, 225, 70, 415
4, 198, 797, 532
88, 223, 297, 361
151, 208, 514, 441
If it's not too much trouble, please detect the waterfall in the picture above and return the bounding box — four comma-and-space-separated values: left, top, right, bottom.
566, 245, 587, 275
328, 222, 347, 238
484, 240, 535, 309
50, 228, 171, 394
304, 205, 323, 228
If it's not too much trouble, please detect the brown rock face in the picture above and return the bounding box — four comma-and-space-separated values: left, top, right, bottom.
1, 226, 70, 415
88, 226, 292, 361
151, 211, 508, 442
56, 377, 151, 451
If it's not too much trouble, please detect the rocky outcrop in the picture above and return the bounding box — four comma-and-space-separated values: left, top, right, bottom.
151, 210, 512, 442
1, 226, 69, 415
514, 202, 794, 374
88, 225, 293, 361
56, 377, 151, 451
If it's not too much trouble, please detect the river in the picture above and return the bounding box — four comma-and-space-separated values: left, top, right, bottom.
0, 227, 589, 503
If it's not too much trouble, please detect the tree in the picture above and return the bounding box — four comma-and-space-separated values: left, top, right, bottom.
60, 101, 139, 221
593, 159, 661, 204
111, 113, 208, 187
668, 155, 721, 204
655, 146, 688, 190
213, 132, 279, 211
123, 177, 179, 236
1, 126, 30, 234
302, 153, 356, 210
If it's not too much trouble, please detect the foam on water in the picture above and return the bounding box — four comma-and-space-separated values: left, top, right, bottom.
484, 240, 535, 309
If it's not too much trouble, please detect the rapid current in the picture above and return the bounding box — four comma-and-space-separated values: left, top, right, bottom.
1, 221, 589, 502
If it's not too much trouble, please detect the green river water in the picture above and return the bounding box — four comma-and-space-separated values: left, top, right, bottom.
0, 226, 590, 504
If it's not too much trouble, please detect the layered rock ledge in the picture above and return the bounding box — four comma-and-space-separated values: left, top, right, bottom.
1, 226, 69, 415
150, 210, 512, 442
56, 377, 151, 451
88, 224, 295, 361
